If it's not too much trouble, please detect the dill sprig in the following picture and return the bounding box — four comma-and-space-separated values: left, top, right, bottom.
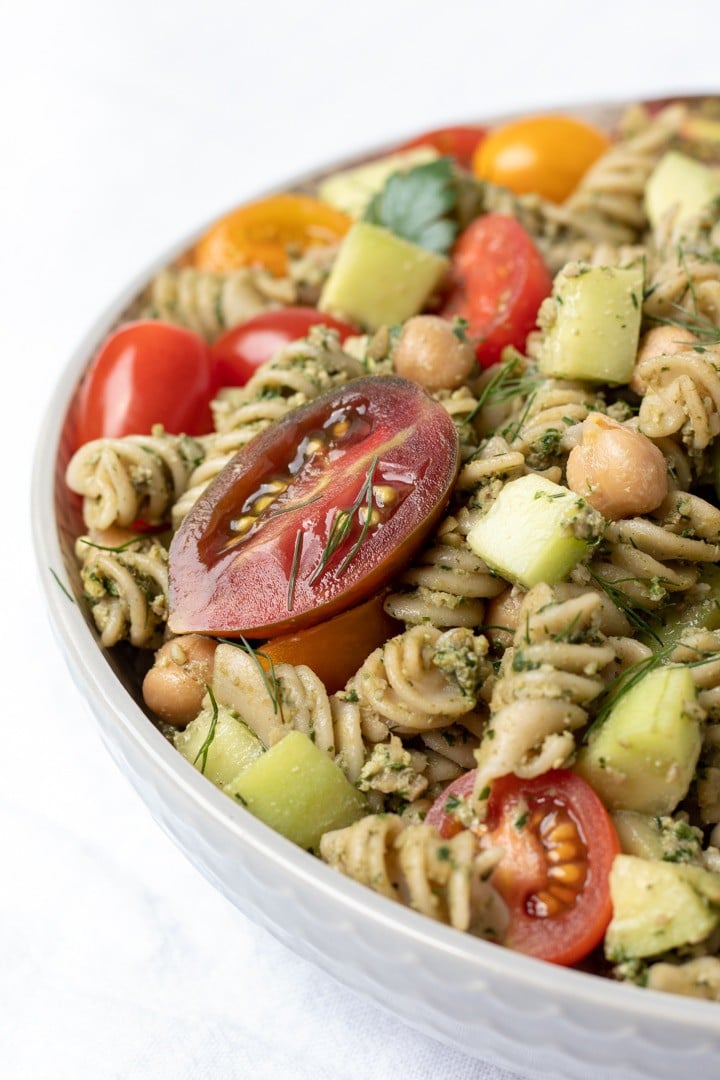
287, 531, 303, 610
219, 636, 281, 717
78, 535, 148, 554
463, 353, 541, 428
586, 649, 670, 737
193, 684, 219, 774
586, 568, 665, 646
309, 456, 379, 584
645, 301, 720, 345
50, 568, 75, 603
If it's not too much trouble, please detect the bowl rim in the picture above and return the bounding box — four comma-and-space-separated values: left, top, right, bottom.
31, 90, 720, 1040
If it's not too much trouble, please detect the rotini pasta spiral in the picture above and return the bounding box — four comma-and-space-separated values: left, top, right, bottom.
66, 429, 204, 531
346, 625, 491, 739
471, 586, 616, 814
637, 348, 720, 453
75, 535, 169, 648
319, 813, 507, 936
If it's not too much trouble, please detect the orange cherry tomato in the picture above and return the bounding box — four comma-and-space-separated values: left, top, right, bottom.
194, 194, 352, 277
471, 114, 611, 203
259, 593, 401, 693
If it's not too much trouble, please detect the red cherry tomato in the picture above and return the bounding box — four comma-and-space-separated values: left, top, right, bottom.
76, 321, 214, 445
210, 307, 357, 388
427, 769, 620, 967
397, 125, 487, 170
441, 214, 552, 367
169, 376, 460, 639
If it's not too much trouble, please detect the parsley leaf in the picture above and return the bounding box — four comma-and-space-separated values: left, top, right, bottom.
363, 157, 459, 254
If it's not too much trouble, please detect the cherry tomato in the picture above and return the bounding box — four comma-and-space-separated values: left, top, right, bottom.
169, 376, 460, 639
441, 214, 552, 366
260, 593, 401, 693
76, 320, 214, 445
427, 769, 620, 967
397, 125, 487, 170
211, 307, 357, 388
194, 194, 352, 277
471, 114, 611, 203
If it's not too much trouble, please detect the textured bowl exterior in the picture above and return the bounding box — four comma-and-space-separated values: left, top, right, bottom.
32, 97, 720, 1080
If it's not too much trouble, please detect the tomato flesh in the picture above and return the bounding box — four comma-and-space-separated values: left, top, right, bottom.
168, 376, 460, 638
397, 125, 487, 169
441, 214, 552, 367
210, 307, 357, 388
426, 768, 620, 967
76, 320, 214, 445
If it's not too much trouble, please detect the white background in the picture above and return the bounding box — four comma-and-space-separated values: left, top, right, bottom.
3, 2, 718, 1077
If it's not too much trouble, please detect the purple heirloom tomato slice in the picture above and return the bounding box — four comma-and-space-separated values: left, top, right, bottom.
168, 376, 460, 638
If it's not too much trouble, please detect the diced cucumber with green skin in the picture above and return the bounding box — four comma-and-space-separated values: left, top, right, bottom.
174, 702, 264, 789
605, 854, 720, 962
645, 150, 720, 231
317, 147, 439, 218
318, 222, 449, 331
229, 730, 368, 852
575, 667, 702, 815
466, 473, 599, 588
537, 262, 644, 385
611, 811, 703, 863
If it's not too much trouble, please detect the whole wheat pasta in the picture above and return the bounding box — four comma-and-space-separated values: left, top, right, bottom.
66, 429, 204, 531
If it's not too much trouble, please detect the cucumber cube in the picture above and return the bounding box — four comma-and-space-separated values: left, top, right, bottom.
645, 150, 720, 231
229, 730, 367, 851
174, 703, 264, 789
466, 473, 597, 588
605, 854, 720, 961
537, 263, 644, 385
318, 147, 439, 218
575, 666, 702, 814
318, 222, 449, 331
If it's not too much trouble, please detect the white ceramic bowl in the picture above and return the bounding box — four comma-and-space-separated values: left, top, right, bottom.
32, 97, 720, 1080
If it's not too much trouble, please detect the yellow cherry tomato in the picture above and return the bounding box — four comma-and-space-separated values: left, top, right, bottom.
471, 114, 612, 203
194, 193, 352, 277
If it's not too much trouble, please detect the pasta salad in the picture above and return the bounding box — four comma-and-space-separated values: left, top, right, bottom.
65, 97, 720, 1000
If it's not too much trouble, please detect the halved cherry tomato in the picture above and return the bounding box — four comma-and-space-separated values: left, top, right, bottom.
194, 194, 352, 277
76, 320, 214, 445
169, 376, 460, 639
260, 593, 401, 693
211, 307, 357, 388
427, 769, 620, 967
441, 214, 552, 366
471, 114, 611, 204
397, 125, 487, 170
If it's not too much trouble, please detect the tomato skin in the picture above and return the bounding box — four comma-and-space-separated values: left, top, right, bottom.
194, 194, 352, 277
211, 307, 357, 388
426, 768, 620, 967
76, 320, 214, 445
397, 125, 487, 169
441, 214, 552, 367
168, 376, 460, 639
260, 593, 401, 693
472, 114, 611, 203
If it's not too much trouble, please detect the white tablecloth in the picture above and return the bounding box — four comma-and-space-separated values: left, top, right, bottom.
4, 3, 718, 1076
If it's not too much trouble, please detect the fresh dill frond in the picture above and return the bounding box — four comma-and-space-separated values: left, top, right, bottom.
193, 684, 219, 774
50, 568, 75, 603
219, 636, 281, 716
586, 568, 664, 646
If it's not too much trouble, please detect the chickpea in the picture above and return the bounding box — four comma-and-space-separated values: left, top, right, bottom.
142, 634, 217, 728
392, 315, 476, 391
566, 413, 668, 520
485, 586, 525, 650
631, 325, 698, 394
